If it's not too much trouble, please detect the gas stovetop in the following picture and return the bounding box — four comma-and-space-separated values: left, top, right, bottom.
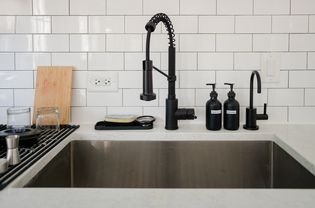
0, 125, 79, 190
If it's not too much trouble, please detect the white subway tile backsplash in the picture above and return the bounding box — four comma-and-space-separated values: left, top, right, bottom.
234, 53, 261, 70
289, 71, 315, 88
216, 71, 251, 88
0, 107, 7, 123
0, 53, 14, 70
118, 71, 142, 88
269, 89, 304, 106
71, 89, 86, 107
16, 53, 51, 70
16, 16, 51, 34
180, 34, 215, 52
107, 35, 142, 52
170, 16, 198, 33
0, 71, 33, 88
254, 0, 290, 15
291, 0, 315, 14
310, 16, 315, 33
33, 0, 69, 15
0, 0, 32, 15
308, 53, 315, 69
123, 89, 158, 107
198, 53, 233, 70
180, 71, 215, 88
180, 0, 216, 15
52, 16, 87, 33
0, 35, 32, 52
107, 107, 142, 115
290, 35, 315, 51
199, 16, 234, 33
216, 34, 252, 52
159, 89, 195, 107
305, 89, 315, 106
125, 53, 160, 71
34, 35, 69, 52
272, 16, 308, 33
52, 53, 87, 70
143, 107, 165, 121
71, 107, 107, 123
235, 16, 271, 33
161, 53, 197, 71
125, 16, 160, 34
259, 107, 288, 123
218, 0, 253, 15
253, 34, 288, 52
70, 35, 105, 52
0, 89, 13, 106
14, 89, 34, 106
264, 71, 289, 89
88, 53, 123, 70
143, 34, 170, 52
107, 0, 142, 15
289, 107, 315, 123
0, 16, 15, 33
143, 0, 179, 15
89, 16, 124, 33
70, 0, 106, 15
279, 52, 307, 70
72, 71, 87, 88
87, 90, 122, 106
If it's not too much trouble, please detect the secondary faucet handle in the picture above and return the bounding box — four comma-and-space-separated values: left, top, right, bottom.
263, 103, 267, 115
256, 103, 268, 120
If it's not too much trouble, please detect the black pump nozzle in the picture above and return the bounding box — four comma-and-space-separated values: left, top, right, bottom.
224, 83, 236, 99
206, 83, 218, 99
206, 83, 216, 91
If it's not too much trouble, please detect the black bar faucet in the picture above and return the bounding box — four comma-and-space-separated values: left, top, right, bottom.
243, 71, 268, 130
140, 13, 196, 130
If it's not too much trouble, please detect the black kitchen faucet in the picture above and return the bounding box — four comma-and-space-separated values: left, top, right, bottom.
140, 13, 196, 130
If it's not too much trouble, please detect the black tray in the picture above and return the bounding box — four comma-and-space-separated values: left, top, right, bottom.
95, 121, 153, 130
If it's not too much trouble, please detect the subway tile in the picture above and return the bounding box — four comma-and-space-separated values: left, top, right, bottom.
180, 71, 215, 88
107, 107, 142, 115
118, 71, 142, 88
291, 0, 315, 14
234, 53, 261, 70
305, 89, 315, 106
143, 0, 179, 15
0, 89, 13, 106
0, 0, 32, 15
123, 89, 159, 107
310, 16, 315, 33
268, 89, 304, 106
89, 16, 124, 33
0, 71, 33, 88
142, 34, 170, 52
72, 71, 87, 88
199, 16, 234, 33
180, 0, 216, 15
107, 0, 142, 15
0, 53, 14, 70
279, 52, 307, 70
88, 53, 124, 70
0, 16, 15, 33
16, 16, 51, 33
169, 16, 198, 33
125, 52, 160, 71
254, 0, 290, 15
216, 34, 252, 52
216, 71, 251, 88
143, 107, 165, 121
70, 35, 105, 52
272, 16, 308, 33
52, 53, 87, 70
106, 34, 142, 52
71, 89, 86, 107
289, 71, 315, 88
218, 0, 253, 15
87, 90, 122, 106
198, 53, 233, 70
180, 34, 215, 52
253, 34, 288, 52
70, 0, 106, 15
259, 107, 288, 124
159, 89, 195, 107
308, 53, 315, 69
34, 35, 69, 52
33, 0, 69, 15
16, 53, 51, 70
290, 34, 315, 51
125, 16, 161, 34
52, 16, 87, 33
161, 52, 197, 70
14, 89, 35, 106
71, 107, 107, 123
289, 107, 315, 123
263, 71, 288, 89
0, 107, 7, 123
0, 35, 32, 52
235, 16, 271, 33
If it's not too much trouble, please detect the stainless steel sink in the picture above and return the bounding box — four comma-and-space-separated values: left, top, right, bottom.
25, 141, 315, 188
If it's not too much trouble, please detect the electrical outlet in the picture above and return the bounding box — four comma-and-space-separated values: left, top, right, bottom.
87, 71, 118, 92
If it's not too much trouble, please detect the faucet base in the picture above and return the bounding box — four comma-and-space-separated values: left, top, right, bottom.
243, 108, 259, 131
243, 124, 259, 130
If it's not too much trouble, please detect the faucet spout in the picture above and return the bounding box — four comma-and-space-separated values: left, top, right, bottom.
249, 71, 261, 109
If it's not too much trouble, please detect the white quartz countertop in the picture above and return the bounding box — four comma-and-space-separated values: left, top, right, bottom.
1, 123, 315, 208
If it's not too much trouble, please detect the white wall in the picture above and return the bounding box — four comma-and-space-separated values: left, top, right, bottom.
0, 0, 315, 124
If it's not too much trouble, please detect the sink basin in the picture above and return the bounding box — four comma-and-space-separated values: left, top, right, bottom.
25, 140, 315, 188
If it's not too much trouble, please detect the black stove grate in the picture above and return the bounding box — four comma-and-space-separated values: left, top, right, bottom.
0, 125, 79, 190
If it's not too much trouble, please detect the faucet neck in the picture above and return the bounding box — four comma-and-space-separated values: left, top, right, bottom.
249, 71, 262, 109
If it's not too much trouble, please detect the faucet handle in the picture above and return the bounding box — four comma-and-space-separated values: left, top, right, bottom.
256, 103, 268, 120
263, 103, 267, 115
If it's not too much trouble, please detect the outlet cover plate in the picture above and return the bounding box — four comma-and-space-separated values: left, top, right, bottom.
87, 71, 118, 92
261, 53, 281, 83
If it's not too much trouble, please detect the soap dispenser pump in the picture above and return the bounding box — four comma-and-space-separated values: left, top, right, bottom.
224, 83, 240, 130
206, 83, 222, 131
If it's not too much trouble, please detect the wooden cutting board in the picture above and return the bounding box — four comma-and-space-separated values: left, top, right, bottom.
33, 66, 73, 124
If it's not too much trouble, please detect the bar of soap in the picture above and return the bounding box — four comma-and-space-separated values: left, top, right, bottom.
104, 115, 137, 123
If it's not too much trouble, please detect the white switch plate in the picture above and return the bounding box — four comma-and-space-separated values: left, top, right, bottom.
261, 53, 281, 83
87, 71, 118, 92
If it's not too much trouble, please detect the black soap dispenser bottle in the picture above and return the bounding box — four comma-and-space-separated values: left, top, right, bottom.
224, 83, 240, 130
206, 83, 222, 131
